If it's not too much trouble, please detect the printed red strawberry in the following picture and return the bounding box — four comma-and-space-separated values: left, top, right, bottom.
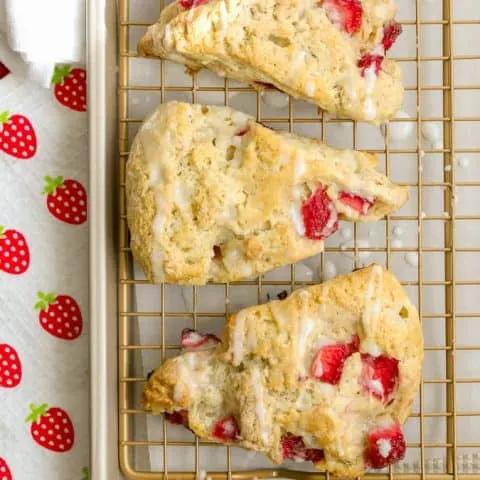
178, 0, 209, 9
165, 410, 189, 426
358, 54, 384, 77
0, 111, 37, 159
0, 344, 22, 388
0, 458, 12, 480
43, 176, 87, 225
365, 421, 406, 469
322, 0, 363, 35
181, 328, 220, 350
311, 335, 359, 385
0, 226, 30, 275
35, 291, 83, 340
339, 191, 374, 215
360, 353, 399, 402
0, 62, 10, 80
52, 65, 87, 112
382, 21, 403, 51
211, 415, 240, 442
25, 403, 75, 452
301, 185, 339, 240
281, 433, 325, 463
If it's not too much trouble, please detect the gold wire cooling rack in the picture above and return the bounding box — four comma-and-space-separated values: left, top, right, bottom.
117, 0, 480, 478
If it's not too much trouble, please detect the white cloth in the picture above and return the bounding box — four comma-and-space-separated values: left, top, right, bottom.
0, 39, 89, 479
0, 0, 85, 87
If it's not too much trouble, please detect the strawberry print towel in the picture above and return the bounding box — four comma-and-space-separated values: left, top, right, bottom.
0, 44, 89, 479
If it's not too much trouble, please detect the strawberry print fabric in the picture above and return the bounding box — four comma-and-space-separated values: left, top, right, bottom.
0, 46, 89, 479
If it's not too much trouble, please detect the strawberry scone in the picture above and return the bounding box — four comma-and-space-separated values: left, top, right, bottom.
138, 0, 404, 123
126, 102, 408, 284
143, 265, 423, 476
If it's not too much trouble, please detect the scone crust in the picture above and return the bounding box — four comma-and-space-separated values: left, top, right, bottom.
143, 265, 423, 476
139, 0, 403, 123
126, 101, 408, 284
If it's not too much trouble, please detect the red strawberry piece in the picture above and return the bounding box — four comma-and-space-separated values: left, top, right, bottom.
0, 344, 22, 388
281, 433, 325, 463
181, 328, 220, 350
51, 65, 87, 112
322, 0, 363, 35
0, 111, 37, 159
178, 0, 209, 9
211, 415, 240, 442
311, 335, 359, 385
339, 191, 374, 215
213, 245, 222, 259
358, 54, 384, 77
382, 21, 403, 52
360, 353, 399, 403
235, 127, 250, 136
365, 421, 406, 469
25, 403, 75, 452
0, 62, 10, 80
165, 410, 189, 426
43, 176, 87, 225
0, 458, 13, 480
35, 291, 83, 340
0, 226, 30, 275
301, 185, 338, 241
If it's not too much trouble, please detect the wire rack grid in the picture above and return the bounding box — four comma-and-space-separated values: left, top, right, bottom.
117, 0, 480, 478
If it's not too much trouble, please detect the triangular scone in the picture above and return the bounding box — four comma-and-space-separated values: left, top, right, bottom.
138, 0, 404, 123
127, 102, 408, 284
143, 265, 423, 476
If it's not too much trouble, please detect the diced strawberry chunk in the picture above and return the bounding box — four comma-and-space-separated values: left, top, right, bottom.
178, 0, 209, 9
358, 54, 384, 77
211, 415, 240, 442
301, 185, 339, 241
360, 354, 399, 403
322, 0, 363, 35
365, 421, 406, 469
339, 191, 374, 215
311, 335, 360, 385
281, 433, 325, 463
165, 410, 189, 426
235, 127, 250, 136
181, 328, 221, 349
382, 21, 403, 51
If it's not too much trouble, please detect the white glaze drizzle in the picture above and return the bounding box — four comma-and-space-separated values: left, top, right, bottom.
362, 265, 383, 336
405, 252, 419, 267
294, 151, 306, 181
175, 183, 190, 210
304, 80, 315, 98
173, 353, 200, 401
289, 50, 307, 79
231, 111, 249, 131
217, 1, 228, 31
297, 290, 314, 377
290, 201, 306, 237
164, 24, 174, 49
232, 311, 246, 366
251, 367, 269, 445
363, 64, 377, 121
360, 338, 383, 357
142, 111, 176, 283
377, 438, 393, 458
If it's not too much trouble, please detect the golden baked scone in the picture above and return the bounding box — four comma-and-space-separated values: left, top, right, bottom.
138, 0, 404, 123
143, 265, 423, 476
126, 102, 408, 285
